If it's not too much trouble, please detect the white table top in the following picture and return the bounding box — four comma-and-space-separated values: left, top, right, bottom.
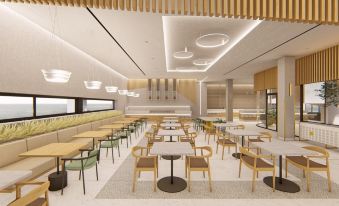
162, 119, 179, 123
157, 129, 186, 136
252, 141, 318, 156
160, 123, 182, 127
163, 117, 179, 119
213, 123, 239, 128
150, 142, 194, 156
227, 130, 261, 136
199, 117, 226, 122
0, 170, 32, 190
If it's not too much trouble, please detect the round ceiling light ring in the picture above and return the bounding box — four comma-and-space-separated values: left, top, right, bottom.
192, 58, 213, 66
173, 47, 194, 59
196, 33, 230, 48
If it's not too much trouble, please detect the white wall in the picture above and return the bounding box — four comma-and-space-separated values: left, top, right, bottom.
0, 5, 127, 110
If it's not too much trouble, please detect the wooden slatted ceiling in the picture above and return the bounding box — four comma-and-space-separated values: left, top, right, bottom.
295, 45, 339, 85
1, 0, 339, 25
254, 67, 277, 91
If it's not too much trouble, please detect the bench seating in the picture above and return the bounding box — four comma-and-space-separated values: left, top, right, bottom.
0, 115, 123, 187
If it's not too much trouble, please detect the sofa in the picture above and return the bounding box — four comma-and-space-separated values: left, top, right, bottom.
0, 115, 124, 188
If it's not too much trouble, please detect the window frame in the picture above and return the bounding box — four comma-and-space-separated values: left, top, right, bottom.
0, 92, 115, 123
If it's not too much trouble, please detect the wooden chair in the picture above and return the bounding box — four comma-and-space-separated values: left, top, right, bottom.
259, 132, 273, 142
216, 131, 237, 160
131, 146, 158, 192
285, 146, 331, 192
9, 181, 50, 206
204, 126, 216, 144
186, 146, 213, 192
146, 132, 164, 154
239, 147, 276, 192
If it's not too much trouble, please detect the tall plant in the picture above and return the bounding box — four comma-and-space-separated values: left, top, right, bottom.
315, 80, 339, 107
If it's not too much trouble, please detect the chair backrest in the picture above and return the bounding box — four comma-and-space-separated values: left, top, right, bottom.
8, 182, 50, 206
303, 146, 329, 157
239, 147, 257, 159
131, 146, 148, 158
260, 131, 272, 138
193, 146, 213, 159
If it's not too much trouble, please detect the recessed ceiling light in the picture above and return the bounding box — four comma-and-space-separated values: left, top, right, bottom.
193, 59, 213, 66
196, 33, 230, 48
173, 47, 193, 59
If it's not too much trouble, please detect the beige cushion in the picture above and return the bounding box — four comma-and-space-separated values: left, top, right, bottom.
0, 139, 27, 168
91, 121, 102, 130
77, 123, 92, 133
101, 119, 111, 125
57, 127, 77, 143
1, 157, 55, 178
26, 132, 58, 151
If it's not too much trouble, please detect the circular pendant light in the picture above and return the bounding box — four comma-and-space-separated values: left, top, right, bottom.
173, 47, 193, 59
196, 33, 230, 48
193, 58, 213, 66
41, 69, 71, 83
105, 86, 118, 93
84, 81, 102, 90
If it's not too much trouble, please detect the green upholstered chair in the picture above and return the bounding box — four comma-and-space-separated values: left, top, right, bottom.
119, 127, 132, 148
61, 150, 99, 195
98, 136, 120, 164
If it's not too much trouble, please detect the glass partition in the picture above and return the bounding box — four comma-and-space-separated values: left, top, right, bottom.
0, 96, 33, 120
83, 99, 114, 112
36, 97, 75, 116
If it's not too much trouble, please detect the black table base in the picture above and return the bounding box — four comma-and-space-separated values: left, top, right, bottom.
263, 176, 300, 193
162, 155, 181, 160
157, 176, 187, 193
232, 153, 241, 159
48, 171, 67, 191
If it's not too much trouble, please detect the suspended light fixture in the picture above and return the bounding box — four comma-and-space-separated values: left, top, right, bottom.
173, 47, 193, 59
133, 93, 140, 98
192, 58, 213, 66
118, 90, 128, 95
105, 86, 118, 93
84, 81, 102, 90
41, 69, 71, 83
196, 33, 230, 48
127, 91, 135, 97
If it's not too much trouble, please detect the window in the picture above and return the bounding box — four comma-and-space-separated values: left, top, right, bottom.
0, 96, 34, 120
303, 82, 326, 123
83, 99, 114, 112
36, 97, 75, 116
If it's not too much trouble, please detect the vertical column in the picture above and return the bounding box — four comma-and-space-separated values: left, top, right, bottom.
200, 82, 207, 116
225, 79, 233, 121
277, 57, 295, 140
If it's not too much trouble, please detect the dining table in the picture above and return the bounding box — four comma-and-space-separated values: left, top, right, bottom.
252, 141, 317, 193
19, 142, 87, 191
227, 130, 261, 159
162, 119, 179, 123
160, 123, 182, 128
72, 130, 112, 148
150, 142, 194, 193
157, 129, 186, 160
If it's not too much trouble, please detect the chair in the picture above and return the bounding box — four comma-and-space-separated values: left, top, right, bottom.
216, 131, 237, 160
204, 125, 216, 144
180, 131, 197, 147
8, 181, 50, 206
259, 131, 272, 142
61, 150, 99, 195
238, 147, 276, 192
119, 127, 132, 148
98, 136, 120, 164
186, 146, 213, 192
146, 132, 164, 153
285, 146, 331, 192
131, 146, 158, 192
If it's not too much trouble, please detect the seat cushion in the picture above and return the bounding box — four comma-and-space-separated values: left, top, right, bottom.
1, 157, 55, 178
242, 156, 273, 168
0, 139, 27, 168
77, 123, 92, 133
189, 158, 208, 168
27, 198, 46, 206
26, 132, 58, 151
100, 140, 119, 148
286, 156, 327, 168
217, 139, 236, 145
57, 127, 77, 143
136, 158, 155, 168
91, 121, 102, 130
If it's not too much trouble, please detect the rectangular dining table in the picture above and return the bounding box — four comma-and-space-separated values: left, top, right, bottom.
150, 142, 194, 193
227, 130, 261, 159
162, 119, 179, 123
73, 130, 112, 148
157, 129, 186, 160
252, 141, 317, 193
19, 143, 87, 191
160, 123, 182, 128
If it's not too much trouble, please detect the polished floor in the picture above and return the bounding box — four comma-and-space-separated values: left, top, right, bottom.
1, 121, 339, 206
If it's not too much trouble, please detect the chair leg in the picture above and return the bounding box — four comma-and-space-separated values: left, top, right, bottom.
132, 168, 137, 192
111, 147, 114, 164
188, 169, 191, 192
153, 169, 157, 192
252, 169, 256, 192
106, 148, 108, 157
285, 159, 288, 178
238, 159, 242, 178
327, 168, 332, 192
95, 163, 99, 181
221, 146, 225, 160
81, 168, 86, 195
79, 170, 82, 180
216, 143, 218, 154
272, 169, 276, 192
208, 168, 212, 192
118, 144, 121, 157
306, 170, 310, 192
